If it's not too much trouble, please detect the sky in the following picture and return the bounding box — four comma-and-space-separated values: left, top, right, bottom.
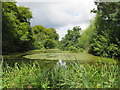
17, 0, 97, 40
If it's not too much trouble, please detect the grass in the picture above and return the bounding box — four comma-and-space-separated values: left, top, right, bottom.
2, 62, 50, 88
2, 49, 119, 88
2, 61, 120, 88
50, 62, 120, 88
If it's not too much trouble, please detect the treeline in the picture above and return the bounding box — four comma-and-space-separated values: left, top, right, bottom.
90, 2, 120, 58
60, 2, 120, 58
60, 26, 81, 52
2, 2, 59, 54
2, 2, 120, 58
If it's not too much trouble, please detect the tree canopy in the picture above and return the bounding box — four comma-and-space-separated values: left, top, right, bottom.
2, 2, 59, 54
59, 2, 120, 58
2, 2, 120, 59
90, 2, 120, 58
31, 25, 59, 49
60, 26, 81, 52
2, 2, 33, 53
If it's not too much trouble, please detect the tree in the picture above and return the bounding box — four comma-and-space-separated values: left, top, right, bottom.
78, 18, 97, 52
2, 2, 59, 53
31, 25, 59, 49
2, 2, 33, 53
60, 26, 81, 51
17, 6, 32, 23
90, 2, 120, 58
43, 39, 57, 49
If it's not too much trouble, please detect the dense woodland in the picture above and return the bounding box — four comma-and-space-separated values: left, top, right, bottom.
2, 2, 59, 53
2, 2, 120, 59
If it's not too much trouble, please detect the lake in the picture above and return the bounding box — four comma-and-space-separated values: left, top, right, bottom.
2, 49, 119, 69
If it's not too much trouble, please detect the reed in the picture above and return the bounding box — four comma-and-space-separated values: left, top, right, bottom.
2, 61, 120, 88
2, 62, 50, 88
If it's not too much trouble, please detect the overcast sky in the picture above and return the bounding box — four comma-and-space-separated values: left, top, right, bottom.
17, 0, 96, 40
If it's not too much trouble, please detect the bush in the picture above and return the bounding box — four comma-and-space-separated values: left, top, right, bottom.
68, 46, 79, 53
90, 33, 120, 58
43, 39, 57, 49
33, 41, 45, 49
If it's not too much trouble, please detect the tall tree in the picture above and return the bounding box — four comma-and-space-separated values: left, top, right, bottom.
2, 2, 33, 53
31, 25, 59, 49
60, 26, 81, 51
90, 2, 120, 58
78, 18, 97, 52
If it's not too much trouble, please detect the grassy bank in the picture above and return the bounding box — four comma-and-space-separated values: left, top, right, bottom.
2, 61, 120, 88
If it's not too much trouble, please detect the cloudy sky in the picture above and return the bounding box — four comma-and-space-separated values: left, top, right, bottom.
17, 0, 96, 40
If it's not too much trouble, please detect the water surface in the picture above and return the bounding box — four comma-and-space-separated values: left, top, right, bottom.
3, 49, 119, 70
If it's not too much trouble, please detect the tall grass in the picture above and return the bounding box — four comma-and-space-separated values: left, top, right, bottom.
48, 62, 119, 88
2, 62, 50, 88
2, 61, 120, 88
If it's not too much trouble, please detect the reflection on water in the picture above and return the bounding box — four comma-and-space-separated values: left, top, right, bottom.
3, 57, 68, 71
2, 50, 120, 71
56, 59, 67, 69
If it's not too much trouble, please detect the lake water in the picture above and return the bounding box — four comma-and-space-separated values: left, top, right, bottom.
2, 49, 119, 70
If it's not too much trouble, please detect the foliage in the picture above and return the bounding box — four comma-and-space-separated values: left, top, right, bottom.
90, 32, 120, 57
60, 26, 81, 52
2, 2, 33, 53
77, 2, 120, 58
78, 18, 97, 52
68, 46, 79, 53
43, 39, 57, 49
2, 61, 119, 88
89, 2, 120, 58
49, 62, 119, 88
17, 6, 32, 23
2, 62, 50, 88
31, 25, 59, 49
2, 2, 59, 53
2, 2, 120, 59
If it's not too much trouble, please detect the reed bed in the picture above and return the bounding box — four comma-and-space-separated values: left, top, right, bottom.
2, 61, 120, 88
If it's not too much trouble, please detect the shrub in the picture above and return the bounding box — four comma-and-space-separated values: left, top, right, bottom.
68, 46, 79, 53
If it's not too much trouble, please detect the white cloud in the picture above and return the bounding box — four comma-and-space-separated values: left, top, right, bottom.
56, 23, 90, 40
17, 0, 96, 40
16, 0, 65, 2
